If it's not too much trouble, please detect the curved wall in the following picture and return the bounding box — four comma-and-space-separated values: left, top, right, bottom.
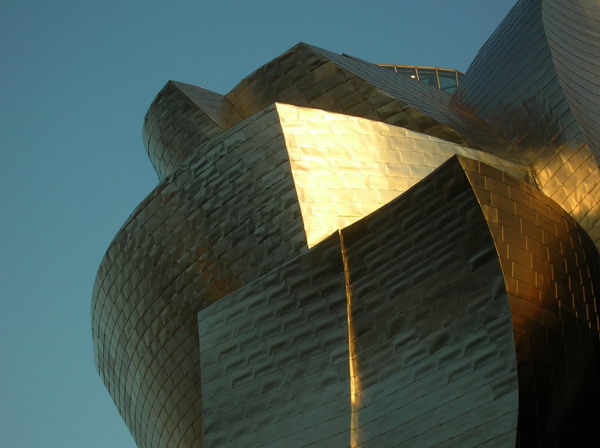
343, 157, 519, 447
95, 102, 534, 448
453, 0, 600, 249
143, 81, 243, 179
194, 155, 600, 447
198, 234, 350, 447
93, 106, 308, 448
93, 5, 600, 443
460, 156, 600, 446
543, 0, 600, 164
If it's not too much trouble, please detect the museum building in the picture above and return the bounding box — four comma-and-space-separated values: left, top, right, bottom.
92, 0, 600, 446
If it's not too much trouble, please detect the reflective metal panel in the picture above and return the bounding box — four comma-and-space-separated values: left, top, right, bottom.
198, 234, 349, 447
143, 81, 243, 179
454, 0, 600, 251
460, 156, 600, 447
277, 103, 531, 247
543, 0, 600, 165
94, 3, 600, 445
225, 43, 524, 164
93, 106, 309, 448
342, 157, 519, 447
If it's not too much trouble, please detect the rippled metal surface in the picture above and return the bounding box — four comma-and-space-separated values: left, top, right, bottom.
279, 104, 530, 247
198, 233, 349, 447
543, 0, 600, 163
93, 1, 600, 446
454, 0, 600, 250
460, 155, 600, 446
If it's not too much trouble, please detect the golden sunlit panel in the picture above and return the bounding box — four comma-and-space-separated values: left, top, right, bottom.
339, 230, 359, 448
278, 103, 532, 248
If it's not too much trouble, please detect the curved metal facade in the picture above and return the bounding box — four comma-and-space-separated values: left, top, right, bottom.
454, 0, 600, 250
93, 1, 600, 447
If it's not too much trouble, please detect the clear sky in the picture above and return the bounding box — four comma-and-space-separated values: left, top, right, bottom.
1, 1, 517, 446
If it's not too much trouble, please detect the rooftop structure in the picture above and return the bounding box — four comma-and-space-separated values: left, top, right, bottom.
377, 64, 463, 93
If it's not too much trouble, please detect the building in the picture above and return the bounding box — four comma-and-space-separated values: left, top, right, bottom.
92, 0, 600, 446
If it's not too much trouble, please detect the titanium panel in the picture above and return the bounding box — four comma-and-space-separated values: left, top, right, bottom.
460, 156, 600, 447
94, 8, 600, 444
93, 105, 308, 448
198, 234, 349, 447
453, 0, 600, 251
143, 81, 243, 179
277, 103, 531, 247
543, 0, 600, 164
225, 43, 524, 164
341, 157, 519, 447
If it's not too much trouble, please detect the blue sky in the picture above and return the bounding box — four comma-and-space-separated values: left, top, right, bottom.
1, 1, 516, 446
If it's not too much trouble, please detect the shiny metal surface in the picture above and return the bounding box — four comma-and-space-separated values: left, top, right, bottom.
93, 103, 532, 447
454, 0, 600, 250
93, 2, 600, 446
543, 0, 600, 164
94, 106, 309, 448
143, 81, 243, 179
198, 234, 349, 447
278, 103, 531, 247
342, 157, 519, 447
460, 155, 600, 447
195, 156, 599, 447
227, 43, 524, 165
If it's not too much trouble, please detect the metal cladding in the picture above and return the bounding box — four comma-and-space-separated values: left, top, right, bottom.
93, 2, 600, 447
454, 0, 600, 250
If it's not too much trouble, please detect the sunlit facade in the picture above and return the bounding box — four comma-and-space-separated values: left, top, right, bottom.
92, 1, 600, 447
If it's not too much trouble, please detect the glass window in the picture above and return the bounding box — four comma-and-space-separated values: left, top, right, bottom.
438, 70, 458, 93
416, 69, 437, 87
395, 67, 418, 80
